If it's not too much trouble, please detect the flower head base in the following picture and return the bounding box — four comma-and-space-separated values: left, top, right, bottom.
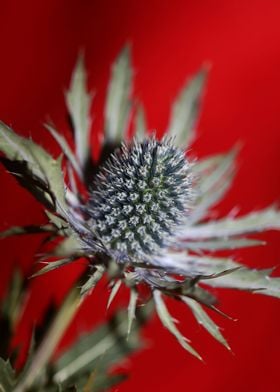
87, 137, 194, 263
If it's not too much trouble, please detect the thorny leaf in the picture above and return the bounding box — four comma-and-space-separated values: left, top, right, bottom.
104, 45, 132, 145
134, 103, 147, 141
183, 207, 280, 239
0, 122, 66, 214
197, 146, 239, 195
80, 265, 105, 298
182, 297, 230, 350
31, 257, 76, 278
188, 147, 238, 225
44, 123, 82, 179
153, 290, 202, 360
127, 289, 138, 337
65, 54, 93, 171
161, 254, 280, 298
0, 157, 55, 211
107, 280, 122, 310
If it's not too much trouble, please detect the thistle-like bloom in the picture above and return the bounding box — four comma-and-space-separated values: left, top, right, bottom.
86, 138, 194, 263
1, 47, 280, 359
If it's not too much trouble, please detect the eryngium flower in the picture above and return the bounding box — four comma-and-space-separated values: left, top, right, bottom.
1, 46, 280, 359
87, 138, 194, 263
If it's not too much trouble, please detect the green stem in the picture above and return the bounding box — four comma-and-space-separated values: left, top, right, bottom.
15, 287, 81, 392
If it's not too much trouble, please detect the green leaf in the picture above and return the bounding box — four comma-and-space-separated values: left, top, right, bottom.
104, 45, 132, 144
153, 290, 202, 360
127, 289, 138, 336
44, 123, 82, 179
66, 54, 93, 170
0, 122, 66, 214
182, 297, 230, 350
184, 207, 280, 239
80, 265, 105, 298
166, 67, 208, 149
107, 279, 122, 310
134, 103, 147, 141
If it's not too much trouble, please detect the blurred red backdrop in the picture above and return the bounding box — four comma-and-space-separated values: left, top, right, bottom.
1, 0, 280, 391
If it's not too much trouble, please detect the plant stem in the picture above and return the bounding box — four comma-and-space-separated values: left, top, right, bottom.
15, 287, 81, 392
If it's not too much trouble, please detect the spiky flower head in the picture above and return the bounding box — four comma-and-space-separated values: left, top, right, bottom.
87, 137, 194, 263
1, 46, 280, 361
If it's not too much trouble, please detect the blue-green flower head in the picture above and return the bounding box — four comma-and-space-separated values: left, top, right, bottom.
87, 137, 194, 263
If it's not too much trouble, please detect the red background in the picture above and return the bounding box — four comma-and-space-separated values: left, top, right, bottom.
1, 0, 280, 391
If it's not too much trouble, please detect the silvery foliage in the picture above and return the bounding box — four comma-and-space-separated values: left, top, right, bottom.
0, 271, 150, 391
1, 46, 280, 359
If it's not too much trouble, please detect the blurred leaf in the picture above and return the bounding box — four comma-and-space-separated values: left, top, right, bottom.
127, 289, 138, 336
175, 237, 265, 251
31, 257, 75, 278
153, 290, 202, 360
66, 54, 93, 170
134, 103, 147, 141
190, 171, 235, 227
14, 289, 81, 392
142, 269, 217, 305
153, 252, 230, 279
45, 211, 70, 235
84, 372, 127, 392
51, 236, 81, 257
0, 157, 55, 211
80, 265, 105, 298
107, 280, 122, 310
203, 261, 280, 298
104, 46, 132, 144
182, 297, 230, 350
53, 307, 147, 386
197, 146, 239, 194
164, 254, 280, 299
2, 270, 23, 330
166, 67, 208, 149
187, 147, 238, 225
0, 224, 55, 239
193, 152, 227, 174
184, 207, 280, 239
45, 123, 82, 179
77, 370, 127, 392
0, 122, 66, 214
0, 359, 16, 391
